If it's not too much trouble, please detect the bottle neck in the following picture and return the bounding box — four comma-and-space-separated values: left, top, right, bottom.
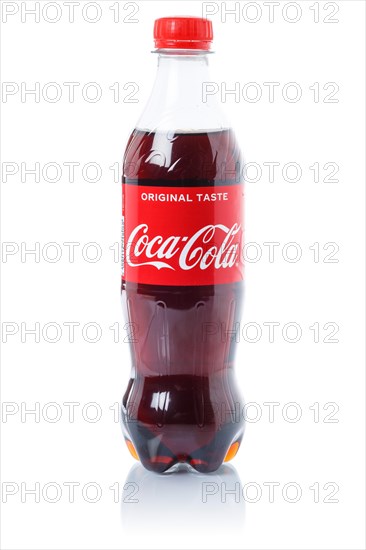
136, 51, 228, 133
155, 51, 211, 91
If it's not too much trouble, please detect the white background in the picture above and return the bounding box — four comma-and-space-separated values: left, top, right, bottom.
1, 1, 365, 549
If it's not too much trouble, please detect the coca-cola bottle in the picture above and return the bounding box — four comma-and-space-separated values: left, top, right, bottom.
121, 16, 244, 473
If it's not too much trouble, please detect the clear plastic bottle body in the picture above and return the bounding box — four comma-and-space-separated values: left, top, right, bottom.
121, 49, 244, 473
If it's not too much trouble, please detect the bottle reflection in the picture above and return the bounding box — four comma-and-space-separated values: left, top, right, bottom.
120, 462, 245, 543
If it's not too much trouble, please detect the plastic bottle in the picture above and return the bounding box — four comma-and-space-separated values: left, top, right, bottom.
121, 16, 244, 473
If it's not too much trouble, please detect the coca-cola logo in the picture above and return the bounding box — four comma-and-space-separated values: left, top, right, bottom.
126, 223, 241, 271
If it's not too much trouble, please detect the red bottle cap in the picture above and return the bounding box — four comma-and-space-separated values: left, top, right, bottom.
154, 16, 213, 50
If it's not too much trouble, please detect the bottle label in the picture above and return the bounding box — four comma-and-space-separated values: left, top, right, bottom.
122, 183, 244, 286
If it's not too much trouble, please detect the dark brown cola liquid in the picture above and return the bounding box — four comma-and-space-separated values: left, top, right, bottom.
121, 128, 244, 473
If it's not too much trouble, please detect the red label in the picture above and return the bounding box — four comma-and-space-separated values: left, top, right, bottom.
122, 184, 244, 286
